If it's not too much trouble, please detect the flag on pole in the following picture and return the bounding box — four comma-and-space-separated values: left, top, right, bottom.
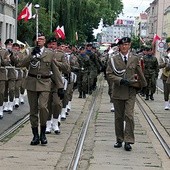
54, 26, 65, 40
17, 3, 32, 21
152, 34, 161, 44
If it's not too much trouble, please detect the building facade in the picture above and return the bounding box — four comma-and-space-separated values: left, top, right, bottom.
0, 0, 16, 46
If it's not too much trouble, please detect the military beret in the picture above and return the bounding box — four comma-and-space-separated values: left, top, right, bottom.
32, 32, 45, 41
12, 43, 20, 48
48, 37, 57, 43
86, 43, 92, 47
5, 38, 13, 45
118, 37, 131, 45
145, 45, 152, 51
79, 46, 85, 50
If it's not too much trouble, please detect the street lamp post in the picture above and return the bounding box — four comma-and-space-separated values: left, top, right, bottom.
50, 0, 53, 33
15, 0, 19, 42
34, 4, 40, 41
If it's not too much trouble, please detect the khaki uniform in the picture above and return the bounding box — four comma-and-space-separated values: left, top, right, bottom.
0, 49, 8, 106
48, 50, 70, 120
106, 52, 147, 144
159, 56, 170, 101
18, 47, 63, 128
13, 51, 25, 99
2, 50, 16, 103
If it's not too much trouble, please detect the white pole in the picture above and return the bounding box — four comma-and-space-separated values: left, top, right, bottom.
50, 0, 53, 33
15, 0, 18, 42
34, 4, 40, 41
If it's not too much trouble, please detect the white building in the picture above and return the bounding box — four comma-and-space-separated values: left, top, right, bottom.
100, 19, 134, 44
0, 0, 16, 46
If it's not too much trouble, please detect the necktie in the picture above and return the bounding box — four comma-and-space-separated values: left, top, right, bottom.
124, 56, 127, 65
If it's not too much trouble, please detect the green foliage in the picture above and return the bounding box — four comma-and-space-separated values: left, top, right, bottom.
131, 35, 140, 50
18, 0, 123, 44
166, 37, 170, 43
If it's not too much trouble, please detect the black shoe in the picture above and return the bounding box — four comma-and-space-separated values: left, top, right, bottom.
124, 142, 132, 151
114, 142, 122, 148
145, 96, 149, 100
78, 92, 82, 98
40, 126, 48, 145
0, 115, 3, 119
150, 94, 154, 101
30, 136, 40, 145
30, 127, 40, 145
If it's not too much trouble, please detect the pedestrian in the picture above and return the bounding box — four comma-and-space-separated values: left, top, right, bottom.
159, 47, 170, 110
106, 37, 147, 151
143, 46, 159, 100
17, 32, 63, 145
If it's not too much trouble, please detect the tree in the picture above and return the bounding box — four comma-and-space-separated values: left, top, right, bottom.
18, 0, 123, 44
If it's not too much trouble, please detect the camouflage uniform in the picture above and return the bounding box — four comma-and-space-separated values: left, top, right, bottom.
143, 52, 159, 100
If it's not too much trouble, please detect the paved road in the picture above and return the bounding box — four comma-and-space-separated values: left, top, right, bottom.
0, 78, 170, 170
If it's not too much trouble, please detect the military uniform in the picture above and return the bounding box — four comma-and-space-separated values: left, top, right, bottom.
0, 48, 8, 119
46, 42, 70, 133
17, 33, 63, 145
106, 37, 147, 151
77, 47, 91, 98
143, 48, 159, 100
2, 47, 16, 113
159, 47, 170, 109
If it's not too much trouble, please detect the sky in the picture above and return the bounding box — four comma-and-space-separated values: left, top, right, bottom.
93, 0, 153, 36
120, 0, 153, 19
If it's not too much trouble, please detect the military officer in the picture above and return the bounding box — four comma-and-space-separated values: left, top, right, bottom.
106, 37, 147, 151
0, 44, 8, 119
17, 32, 63, 145
143, 46, 159, 100
77, 46, 91, 98
159, 47, 170, 110
2, 39, 16, 113
12, 43, 25, 108
45, 37, 70, 134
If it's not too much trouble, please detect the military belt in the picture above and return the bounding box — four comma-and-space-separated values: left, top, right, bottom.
28, 73, 51, 79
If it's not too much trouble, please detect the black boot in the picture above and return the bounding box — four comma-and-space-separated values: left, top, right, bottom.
30, 127, 40, 145
83, 91, 86, 98
40, 126, 48, 145
150, 93, 154, 100
145, 94, 149, 100
78, 92, 82, 98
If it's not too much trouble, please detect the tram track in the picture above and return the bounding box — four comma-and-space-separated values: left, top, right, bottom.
67, 75, 104, 170
0, 114, 29, 142
136, 93, 170, 158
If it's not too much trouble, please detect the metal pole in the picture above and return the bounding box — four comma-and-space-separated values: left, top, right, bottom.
36, 10, 38, 41
50, 0, 53, 33
34, 4, 40, 41
15, 0, 18, 42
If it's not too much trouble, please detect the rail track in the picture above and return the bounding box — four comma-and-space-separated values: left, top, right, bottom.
136, 87, 170, 158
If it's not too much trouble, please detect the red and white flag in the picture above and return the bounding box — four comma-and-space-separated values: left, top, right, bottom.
54, 26, 65, 40
152, 34, 161, 44
17, 3, 32, 21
